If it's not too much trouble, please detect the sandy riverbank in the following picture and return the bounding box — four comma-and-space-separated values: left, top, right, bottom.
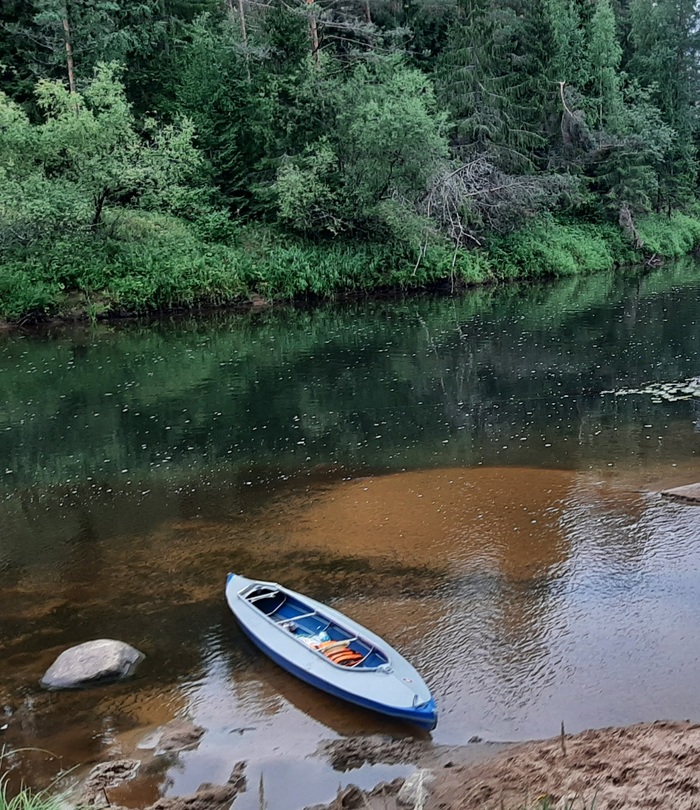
313, 720, 700, 809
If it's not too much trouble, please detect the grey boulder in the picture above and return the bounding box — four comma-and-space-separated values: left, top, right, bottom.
41, 639, 144, 689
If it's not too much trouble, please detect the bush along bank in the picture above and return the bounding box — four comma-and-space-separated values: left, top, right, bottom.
1, 210, 700, 325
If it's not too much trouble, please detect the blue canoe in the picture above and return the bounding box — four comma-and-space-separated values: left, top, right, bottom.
225, 573, 438, 730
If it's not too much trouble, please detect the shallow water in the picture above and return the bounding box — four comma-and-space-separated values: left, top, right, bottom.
1, 264, 699, 806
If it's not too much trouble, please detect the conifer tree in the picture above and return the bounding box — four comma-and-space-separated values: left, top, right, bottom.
23, 0, 129, 85
514, 0, 560, 149
628, 0, 700, 209
586, 0, 623, 130
438, 0, 541, 170
546, 0, 588, 90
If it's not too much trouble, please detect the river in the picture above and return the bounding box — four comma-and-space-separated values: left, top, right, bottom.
1, 262, 699, 808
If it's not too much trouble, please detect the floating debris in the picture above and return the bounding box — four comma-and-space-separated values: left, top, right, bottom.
601, 377, 700, 402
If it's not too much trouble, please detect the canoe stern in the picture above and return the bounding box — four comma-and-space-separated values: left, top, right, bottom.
410, 696, 438, 730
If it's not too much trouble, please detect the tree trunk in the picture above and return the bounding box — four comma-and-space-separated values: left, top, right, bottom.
92, 190, 107, 228
619, 202, 643, 249
306, 0, 320, 64
364, 0, 372, 23
226, 0, 250, 79
62, 1, 77, 94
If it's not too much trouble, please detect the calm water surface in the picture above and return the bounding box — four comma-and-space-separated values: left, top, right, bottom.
1, 263, 699, 807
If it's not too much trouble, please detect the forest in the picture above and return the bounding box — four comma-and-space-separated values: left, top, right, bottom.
1, 0, 700, 321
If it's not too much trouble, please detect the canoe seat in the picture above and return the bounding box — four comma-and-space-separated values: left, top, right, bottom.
276, 610, 317, 623
248, 590, 279, 603
315, 639, 364, 667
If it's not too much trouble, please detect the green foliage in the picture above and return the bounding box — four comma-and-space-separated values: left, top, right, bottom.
0, 1, 37, 104
2, 0, 700, 323
0, 779, 65, 810
31, 0, 130, 71
491, 217, 625, 279
275, 139, 340, 233
587, 0, 623, 130
338, 63, 449, 205
0, 63, 207, 251
272, 59, 449, 242
547, 0, 588, 88
0, 210, 247, 320
438, 0, 548, 169
4, 206, 700, 323
581, 84, 675, 217
173, 15, 272, 209
0, 267, 61, 321
627, 0, 700, 208
635, 211, 700, 257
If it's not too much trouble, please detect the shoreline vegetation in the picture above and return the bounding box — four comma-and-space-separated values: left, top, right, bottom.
3, 209, 700, 327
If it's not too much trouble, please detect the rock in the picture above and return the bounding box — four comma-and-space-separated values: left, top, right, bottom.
138, 720, 205, 754
306, 778, 404, 810
336, 786, 364, 809
397, 769, 435, 808
145, 762, 246, 810
660, 483, 700, 503
320, 735, 429, 771
82, 760, 141, 805
41, 639, 144, 689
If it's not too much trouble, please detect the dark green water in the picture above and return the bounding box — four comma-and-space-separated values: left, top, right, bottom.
0, 262, 699, 808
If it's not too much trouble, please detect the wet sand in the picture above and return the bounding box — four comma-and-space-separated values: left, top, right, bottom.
313, 720, 700, 810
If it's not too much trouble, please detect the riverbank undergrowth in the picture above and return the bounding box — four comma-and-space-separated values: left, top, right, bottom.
1, 210, 699, 324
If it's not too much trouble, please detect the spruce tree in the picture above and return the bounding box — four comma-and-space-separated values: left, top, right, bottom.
628, 0, 700, 209
586, 0, 623, 130
438, 0, 542, 170
546, 0, 588, 90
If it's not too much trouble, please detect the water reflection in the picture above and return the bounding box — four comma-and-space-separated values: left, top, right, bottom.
0, 263, 699, 805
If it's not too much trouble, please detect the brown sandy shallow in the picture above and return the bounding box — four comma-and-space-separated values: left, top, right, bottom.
312, 721, 700, 810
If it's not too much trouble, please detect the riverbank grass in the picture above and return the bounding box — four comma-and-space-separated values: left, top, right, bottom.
0, 779, 66, 810
1, 209, 700, 323
636, 210, 700, 257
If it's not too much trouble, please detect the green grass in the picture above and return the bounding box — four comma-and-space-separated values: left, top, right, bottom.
0, 774, 66, 810
489, 218, 630, 280
636, 210, 700, 257
2, 207, 700, 324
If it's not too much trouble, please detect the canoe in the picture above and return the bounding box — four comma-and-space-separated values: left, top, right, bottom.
225, 573, 438, 730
